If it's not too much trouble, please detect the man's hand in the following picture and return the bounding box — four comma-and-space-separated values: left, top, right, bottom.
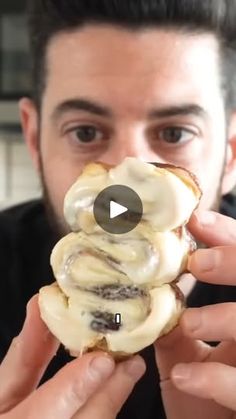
155, 210, 236, 419
0, 296, 145, 419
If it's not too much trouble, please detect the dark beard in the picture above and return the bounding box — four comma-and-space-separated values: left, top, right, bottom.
194, 157, 226, 249
38, 155, 70, 242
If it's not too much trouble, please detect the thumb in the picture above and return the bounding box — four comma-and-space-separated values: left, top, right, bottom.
75, 355, 146, 419
8, 352, 115, 419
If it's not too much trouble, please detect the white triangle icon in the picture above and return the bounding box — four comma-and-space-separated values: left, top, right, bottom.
110, 201, 128, 219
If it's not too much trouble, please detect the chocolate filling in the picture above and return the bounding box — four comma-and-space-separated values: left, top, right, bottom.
87, 284, 147, 300
90, 311, 121, 333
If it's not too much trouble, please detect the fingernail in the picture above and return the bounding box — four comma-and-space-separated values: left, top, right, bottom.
194, 210, 217, 226
190, 249, 220, 272
172, 364, 191, 385
89, 356, 115, 381
124, 356, 146, 380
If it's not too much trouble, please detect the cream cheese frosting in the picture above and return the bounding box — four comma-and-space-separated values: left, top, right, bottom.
64, 158, 201, 233
39, 158, 201, 357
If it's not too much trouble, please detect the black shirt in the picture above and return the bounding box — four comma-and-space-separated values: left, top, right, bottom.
0, 194, 236, 419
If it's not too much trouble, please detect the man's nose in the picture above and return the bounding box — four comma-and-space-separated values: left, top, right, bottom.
100, 133, 164, 166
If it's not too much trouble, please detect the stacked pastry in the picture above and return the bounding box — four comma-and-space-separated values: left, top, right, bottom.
39, 158, 201, 358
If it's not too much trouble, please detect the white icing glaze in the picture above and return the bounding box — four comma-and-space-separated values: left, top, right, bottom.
64, 157, 200, 232
106, 284, 181, 353
39, 158, 201, 357
50, 228, 190, 291
64, 165, 108, 231
39, 283, 181, 354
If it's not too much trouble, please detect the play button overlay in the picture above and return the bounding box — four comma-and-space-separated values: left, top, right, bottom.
110, 201, 128, 219
93, 185, 143, 234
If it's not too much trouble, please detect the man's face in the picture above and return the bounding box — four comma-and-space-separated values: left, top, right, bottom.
36, 26, 227, 235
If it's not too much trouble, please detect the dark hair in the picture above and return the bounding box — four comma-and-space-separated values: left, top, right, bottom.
28, 0, 236, 112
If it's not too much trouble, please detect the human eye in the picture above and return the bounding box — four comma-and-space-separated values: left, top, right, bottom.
65, 124, 108, 147
158, 127, 196, 145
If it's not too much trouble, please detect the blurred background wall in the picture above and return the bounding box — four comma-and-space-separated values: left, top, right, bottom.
0, 0, 41, 209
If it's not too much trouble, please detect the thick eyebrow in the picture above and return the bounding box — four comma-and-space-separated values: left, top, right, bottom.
148, 104, 208, 119
51, 98, 208, 122
51, 99, 113, 121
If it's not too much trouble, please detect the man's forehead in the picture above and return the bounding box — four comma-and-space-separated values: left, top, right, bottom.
46, 24, 220, 75
43, 25, 222, 114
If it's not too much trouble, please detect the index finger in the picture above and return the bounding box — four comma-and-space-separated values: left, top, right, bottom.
187, 210, 236, 247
